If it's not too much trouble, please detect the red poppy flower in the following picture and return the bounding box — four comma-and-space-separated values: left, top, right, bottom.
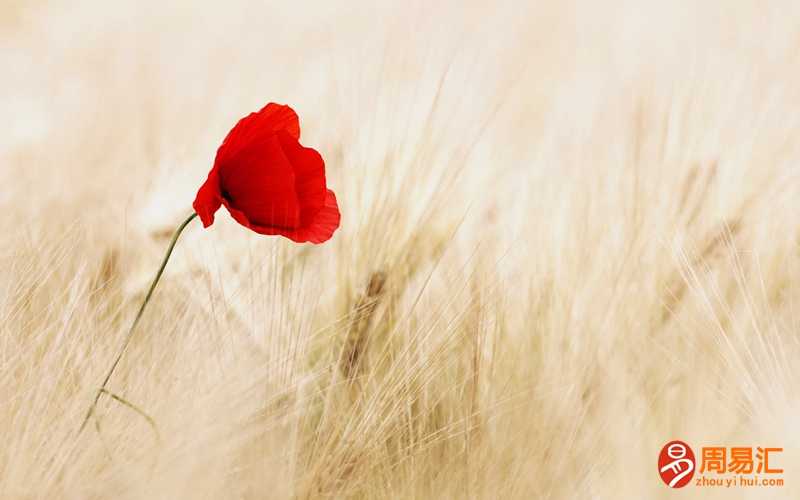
193, 103, 340, 244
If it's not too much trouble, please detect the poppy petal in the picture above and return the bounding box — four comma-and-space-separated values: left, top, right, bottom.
194, 102, 340, 244
223, 189, 340, 244
301, 189, 341, 243
215, 103, 300, 165
218, 134, 301, 229
275, 131, 327, 227
192, 167, 223, 228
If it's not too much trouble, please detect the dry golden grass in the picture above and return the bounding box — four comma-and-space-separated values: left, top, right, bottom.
1, 0, 800, 498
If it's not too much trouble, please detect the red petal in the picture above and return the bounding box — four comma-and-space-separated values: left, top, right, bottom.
192, 167, 222, 227
223, 189, 340, 244
218, 134, 301, 229
194, 102, 340, 244
215, 103, 300, 166
302, 189, 341, 243
276, 131, 327, 226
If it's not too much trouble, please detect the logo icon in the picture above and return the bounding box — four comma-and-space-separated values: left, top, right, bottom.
659, 440, 696, 488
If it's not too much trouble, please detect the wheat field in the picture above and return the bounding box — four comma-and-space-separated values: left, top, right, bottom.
1, 1, 799, 498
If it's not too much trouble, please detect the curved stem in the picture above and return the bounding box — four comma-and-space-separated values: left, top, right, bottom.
100, 388, 161, 443
79, 212, 198, 435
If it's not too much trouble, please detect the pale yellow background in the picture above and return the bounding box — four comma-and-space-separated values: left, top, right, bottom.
1, 1, 798, 498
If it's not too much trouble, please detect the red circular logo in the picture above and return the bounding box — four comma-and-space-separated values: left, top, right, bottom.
658, 440, 696, 488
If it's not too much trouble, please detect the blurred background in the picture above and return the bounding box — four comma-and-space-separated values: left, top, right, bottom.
1, 1, 799, 498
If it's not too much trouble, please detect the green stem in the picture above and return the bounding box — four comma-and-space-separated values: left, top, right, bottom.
100, 388, 161, 442
79, 212, 198, 435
